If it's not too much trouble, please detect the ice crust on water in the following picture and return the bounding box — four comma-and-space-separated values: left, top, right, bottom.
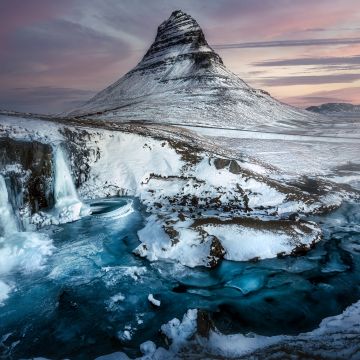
225, 273, 265, 294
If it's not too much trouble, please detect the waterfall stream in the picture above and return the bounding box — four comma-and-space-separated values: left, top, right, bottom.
53, 147, 90, 222
0, 175, 53, 306
54, 147, 81, 208
0, 175, 18, 237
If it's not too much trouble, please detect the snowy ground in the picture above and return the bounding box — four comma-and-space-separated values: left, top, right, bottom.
0, 110, 359, 359
1, 112, 347, 269
183, 117, 360, 191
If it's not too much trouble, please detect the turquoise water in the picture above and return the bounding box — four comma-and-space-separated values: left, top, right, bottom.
0, 198, 359, 359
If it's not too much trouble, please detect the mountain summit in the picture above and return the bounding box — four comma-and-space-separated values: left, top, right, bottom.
139, 10, 226, 72
69, 10, 312, 130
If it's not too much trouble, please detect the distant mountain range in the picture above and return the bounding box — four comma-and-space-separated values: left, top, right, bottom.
68, 10, 316, 131
307, 103, 360, 115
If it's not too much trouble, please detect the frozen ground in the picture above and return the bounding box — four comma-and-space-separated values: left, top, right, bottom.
183, 114, 360, 191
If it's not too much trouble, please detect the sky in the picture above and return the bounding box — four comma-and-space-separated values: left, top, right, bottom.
0, 0, 359, 114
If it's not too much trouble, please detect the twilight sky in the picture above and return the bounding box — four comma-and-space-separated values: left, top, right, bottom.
1, 0, 360, 114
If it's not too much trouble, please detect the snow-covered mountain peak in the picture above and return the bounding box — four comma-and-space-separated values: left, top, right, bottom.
68, 10, 315, 131
147, 9, 214, 60
134, 9, 225, 77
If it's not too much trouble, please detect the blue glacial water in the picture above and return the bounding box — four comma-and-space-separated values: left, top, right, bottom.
0, 198, 359, 359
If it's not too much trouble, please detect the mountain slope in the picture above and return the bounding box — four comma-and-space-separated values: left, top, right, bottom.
69, 10, 316, 130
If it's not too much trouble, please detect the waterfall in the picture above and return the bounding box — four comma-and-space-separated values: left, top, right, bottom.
53, 147, 90, 222
0, 174, 53, 305
0, 175, 18, 236
54, 147, 81, 208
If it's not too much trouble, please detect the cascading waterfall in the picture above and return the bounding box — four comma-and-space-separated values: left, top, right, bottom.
0, 174, 53, 305
0, 175, 18, 237
54, 147, 81, 208
53, 146, 90, 222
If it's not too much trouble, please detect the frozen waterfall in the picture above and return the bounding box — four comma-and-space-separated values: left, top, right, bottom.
53, 147, 90, 222
0, 175, 18, 236
0, 174, 53, 305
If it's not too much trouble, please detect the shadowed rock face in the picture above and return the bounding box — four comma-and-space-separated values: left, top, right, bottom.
140, 9, 223, 69
0, 138, 54, 213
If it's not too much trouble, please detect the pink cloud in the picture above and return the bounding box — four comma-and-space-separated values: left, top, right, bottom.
205, 0, 360, 42
282, 87, 360, 107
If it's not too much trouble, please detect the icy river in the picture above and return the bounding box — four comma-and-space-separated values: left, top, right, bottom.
0, 193, 359, 359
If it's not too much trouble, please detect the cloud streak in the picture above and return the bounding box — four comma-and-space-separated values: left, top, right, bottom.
254, 55, 360, 67
213, 37, 360, 49
260, 73, 360, 86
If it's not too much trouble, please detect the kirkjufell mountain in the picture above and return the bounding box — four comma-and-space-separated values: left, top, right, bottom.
69, 10, 313, 129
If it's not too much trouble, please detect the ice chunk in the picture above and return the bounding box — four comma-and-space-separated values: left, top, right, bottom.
161, 309, 198, 350
140, 340, 156, 355
226, 273, 265, 294
148, 294, 161, 307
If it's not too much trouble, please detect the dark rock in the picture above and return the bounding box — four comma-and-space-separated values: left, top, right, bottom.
164, 226, 180, 246
196, 310, 215, 338
191, 196, 199, 206
288, 213, 300, 221
291, 244, 310, 257
229, 160, 241, 174
178, 213, 186, 221
0, 137, 53, 213
208, 235, 225, 267
214, 158, 230, 170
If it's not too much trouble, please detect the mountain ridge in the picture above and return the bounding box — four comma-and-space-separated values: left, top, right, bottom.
307, 102, 360, 114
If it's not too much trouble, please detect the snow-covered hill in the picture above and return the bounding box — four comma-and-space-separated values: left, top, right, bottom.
307, 102, 360, 115
68, 10, 317, 131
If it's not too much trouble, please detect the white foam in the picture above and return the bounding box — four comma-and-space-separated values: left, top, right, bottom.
0, 280, 12, 305
0, 232, 53, 276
